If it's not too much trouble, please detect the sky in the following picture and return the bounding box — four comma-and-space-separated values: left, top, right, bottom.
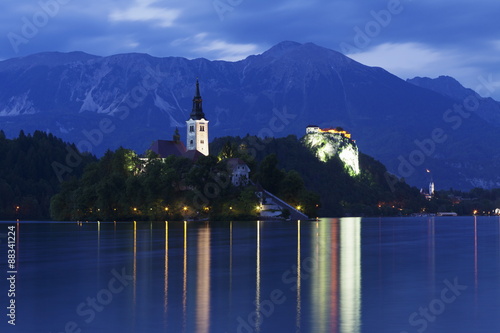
1, 0, 500, 99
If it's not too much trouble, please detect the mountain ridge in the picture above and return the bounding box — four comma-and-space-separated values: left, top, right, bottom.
0, 41, 499, 189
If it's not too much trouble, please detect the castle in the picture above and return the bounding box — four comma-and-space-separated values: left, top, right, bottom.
303, 125, 360, 176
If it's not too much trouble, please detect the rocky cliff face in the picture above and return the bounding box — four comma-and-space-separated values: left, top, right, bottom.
302, 129, 360, 176
1, 42, 500, 189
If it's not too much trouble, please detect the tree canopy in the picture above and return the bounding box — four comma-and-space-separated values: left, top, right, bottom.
0, 130, 95, 219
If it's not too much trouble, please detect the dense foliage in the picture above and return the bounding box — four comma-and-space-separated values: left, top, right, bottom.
0, 130, 95, 220
4, 131, 496, 221
50, 148, 268, 221
427, 188, 500, 216
211, 135, 428, 217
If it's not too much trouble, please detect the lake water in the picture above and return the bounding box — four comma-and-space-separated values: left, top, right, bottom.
1, 217, 500, 333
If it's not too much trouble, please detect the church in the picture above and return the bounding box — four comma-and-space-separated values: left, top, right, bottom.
148, 80, 210, 160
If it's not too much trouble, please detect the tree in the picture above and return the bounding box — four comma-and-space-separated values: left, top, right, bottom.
255, 154, 284, 193
218, 141, 236, 160
279, 170, 305, 203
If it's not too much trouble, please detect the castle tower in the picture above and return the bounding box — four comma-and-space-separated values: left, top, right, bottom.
186, 80, 209, 156
429, 181, 435, 197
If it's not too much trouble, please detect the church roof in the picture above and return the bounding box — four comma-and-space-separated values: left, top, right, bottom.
182, 149, 204, 162
189, 79, 206, 120
225, 158, 251, 172
150, 140, 186, 158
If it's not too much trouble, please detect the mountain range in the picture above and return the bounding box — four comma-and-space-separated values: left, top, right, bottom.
1, 41, 499, 190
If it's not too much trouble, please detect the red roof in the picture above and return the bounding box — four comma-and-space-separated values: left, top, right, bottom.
182, 149, 205, 162
150, 140, 186, 158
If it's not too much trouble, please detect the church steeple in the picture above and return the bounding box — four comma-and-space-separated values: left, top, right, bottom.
186, 79, 209, 156
189, 79, 205, 120
173, 127, 180, 143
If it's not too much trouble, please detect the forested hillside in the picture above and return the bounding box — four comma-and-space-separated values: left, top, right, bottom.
211, 135, 427, 216
50, 134, 433, 220
5, 131, 489, 221
0, 131, 95, 219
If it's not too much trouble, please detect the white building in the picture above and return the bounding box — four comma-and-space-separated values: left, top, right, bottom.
429, 181, 435, 197
306, 125, 320, 134
226, 158, 250, 186
186, 80, 209, 156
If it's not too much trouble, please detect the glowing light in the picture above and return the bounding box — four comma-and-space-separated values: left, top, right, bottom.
319, 128, 352, 138
133, 207, 137, 212
297, 205, 302, 211
165, 207, 169, 211
229, 206, 233, 210
304, 131, 360, 176
183, 206, 188, 211
340, 218, 362, 333
473, 210, 478, 215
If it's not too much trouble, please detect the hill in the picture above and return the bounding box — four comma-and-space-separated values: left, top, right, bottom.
1, 42, 500, 189
0, 130, 95, 219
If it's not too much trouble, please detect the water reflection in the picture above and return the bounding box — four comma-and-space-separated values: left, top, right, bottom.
255, 221, 261, 332
310, 218, 362, 333
296, 220, 302, 332
97, 221, 101, 265
427, 217, 435, 295
229, 221, 233, 311
474, 216, 478, 306
133, 221, 137, 306
340, 218, 361, 333
164, 221, 168, 316
14, 217, 500, 332
183, 221, 188, 332
196, 224, 211, 333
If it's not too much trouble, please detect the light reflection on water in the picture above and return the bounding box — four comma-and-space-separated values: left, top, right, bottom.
6, 217, 500, 332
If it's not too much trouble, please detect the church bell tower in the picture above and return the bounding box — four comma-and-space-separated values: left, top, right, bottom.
186, 80, 209, 156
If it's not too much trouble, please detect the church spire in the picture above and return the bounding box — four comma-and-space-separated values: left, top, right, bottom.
189, 79, 205, 120
173, 127, 180, 143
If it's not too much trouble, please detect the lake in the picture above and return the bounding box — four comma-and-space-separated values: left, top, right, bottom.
1, 217, 499, 332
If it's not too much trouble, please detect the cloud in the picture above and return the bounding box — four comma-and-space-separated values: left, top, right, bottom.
109, 0, 181, 27
493, 40, 500, 51
347, 41, 500, 100
346, 42, 489, 83
347, 43, 449, 78
172, 33, 261, 61
0, 0, 499, 99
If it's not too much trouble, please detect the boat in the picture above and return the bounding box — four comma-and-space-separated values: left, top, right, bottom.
436, 212, 458, 216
